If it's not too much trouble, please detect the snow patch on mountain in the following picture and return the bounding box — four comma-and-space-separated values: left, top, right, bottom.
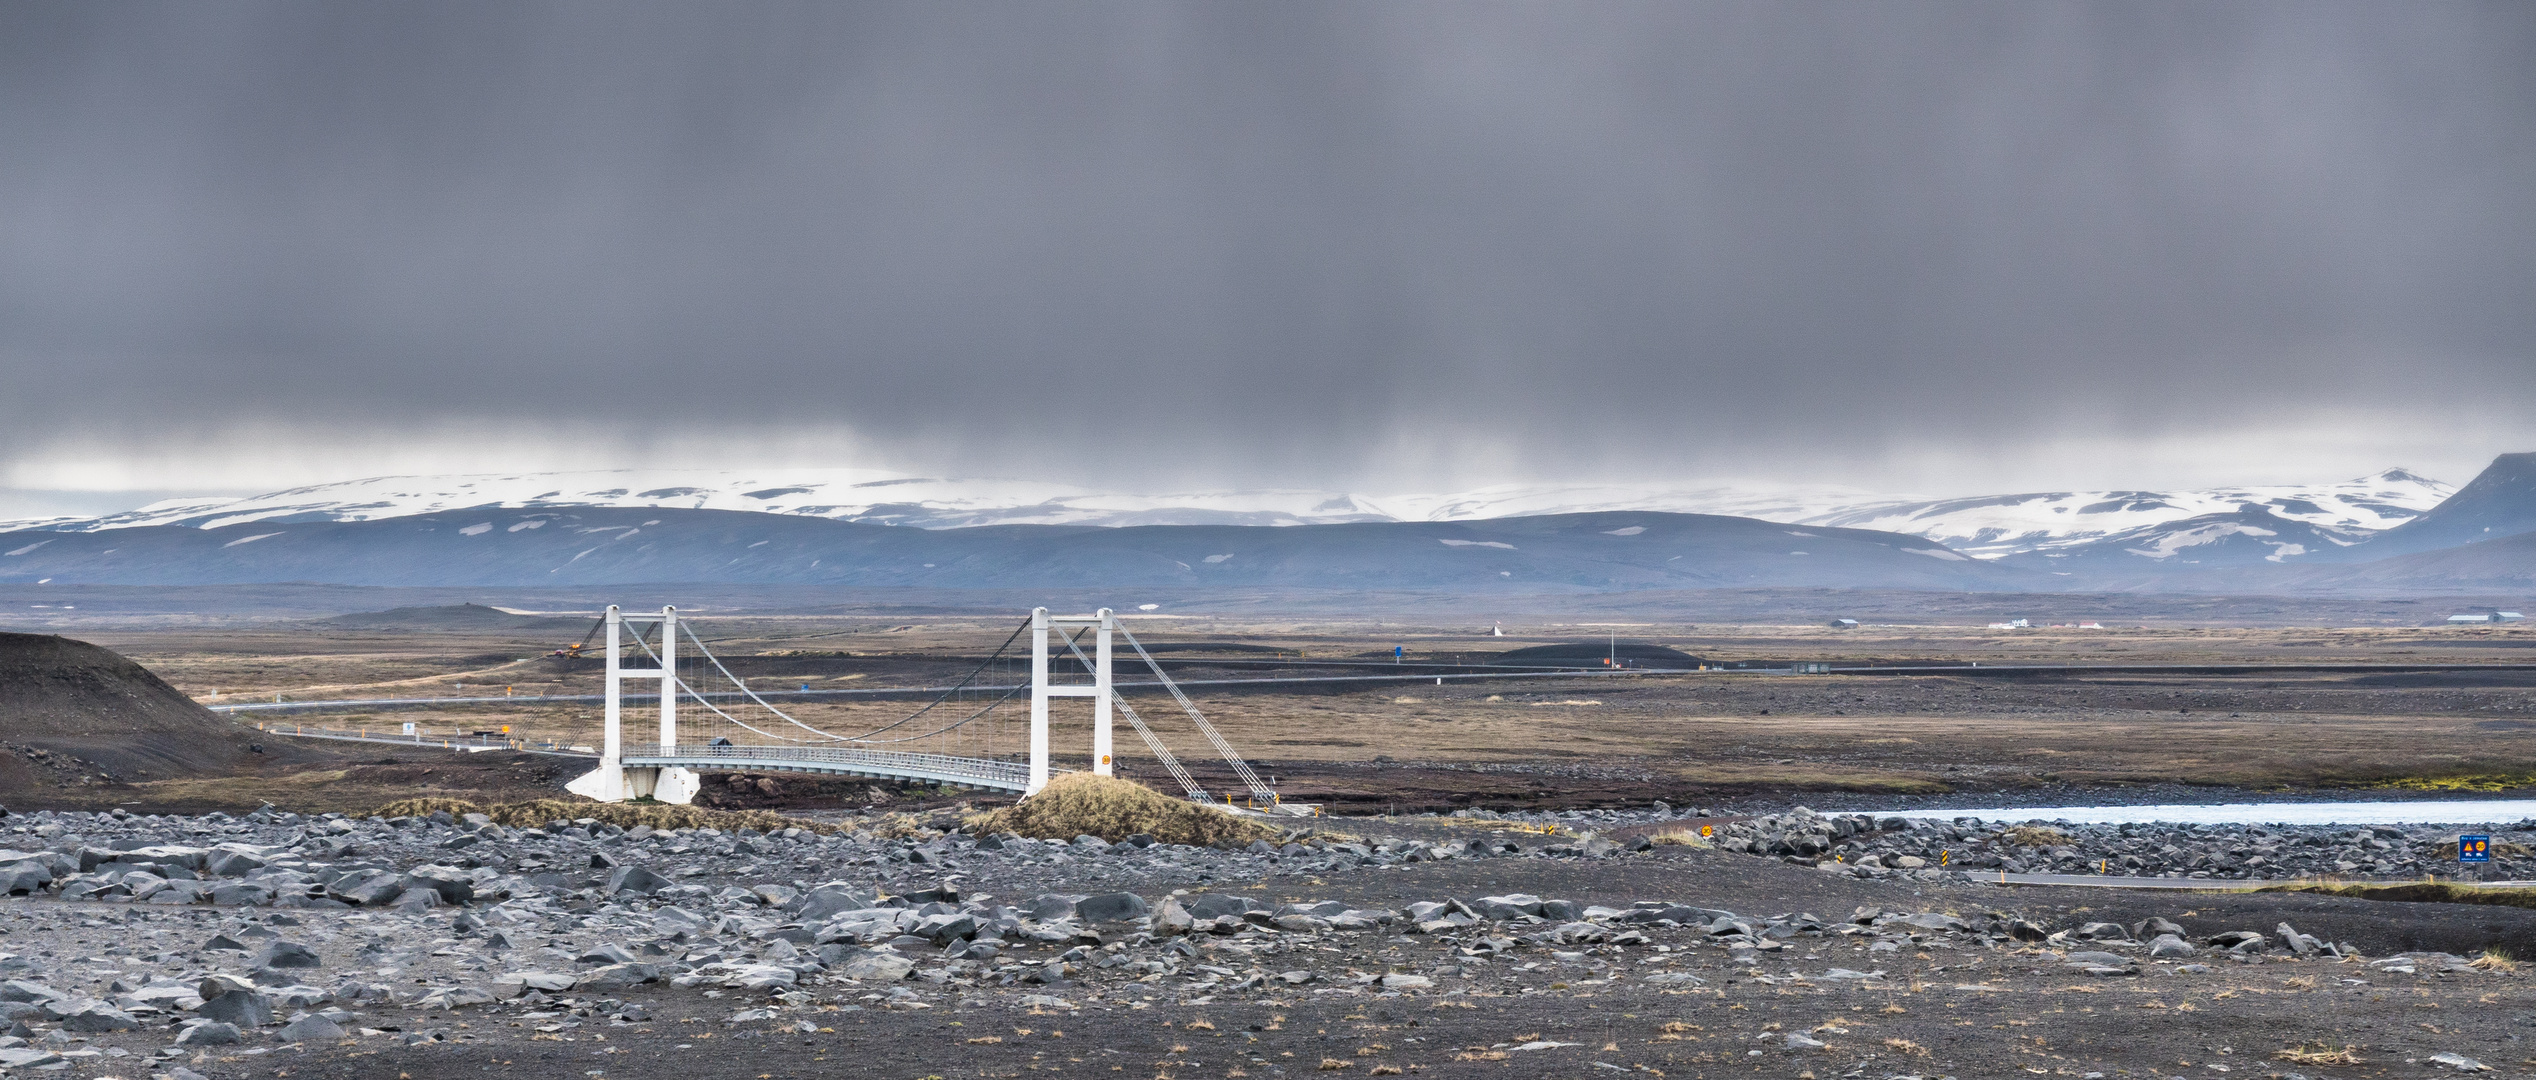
0, 466, 2454, 559
1807, 470, 2449, 558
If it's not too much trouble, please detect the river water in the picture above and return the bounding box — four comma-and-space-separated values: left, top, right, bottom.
1883, 799, 2536, 826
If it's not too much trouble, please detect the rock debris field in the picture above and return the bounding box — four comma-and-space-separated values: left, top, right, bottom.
2, 803, 2535, 1079
1621, 807, 2536, 882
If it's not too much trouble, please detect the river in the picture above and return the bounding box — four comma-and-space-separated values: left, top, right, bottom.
1882, 799, 2536, 826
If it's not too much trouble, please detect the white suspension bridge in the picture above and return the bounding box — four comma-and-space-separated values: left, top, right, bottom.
561, 606, 1303, 813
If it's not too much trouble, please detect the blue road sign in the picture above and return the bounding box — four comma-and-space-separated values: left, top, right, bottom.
2460, 834, 2491, 863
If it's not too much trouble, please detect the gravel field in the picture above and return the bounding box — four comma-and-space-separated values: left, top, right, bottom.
5, 803, 2536, 1080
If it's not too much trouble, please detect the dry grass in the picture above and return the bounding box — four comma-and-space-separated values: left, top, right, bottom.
1646, 829, 1712, 848
1996, 825, 2075, 848
78, 617, 2536, 815
961, 772, 1281, 848
368, 796, 484, 818
373, 796, 840, 834
2259, 881, 2536, 912
2275, 1044, 2363, 1065
2471, 949, 2518, 972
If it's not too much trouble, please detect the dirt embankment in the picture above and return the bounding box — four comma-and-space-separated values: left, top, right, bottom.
0, 631, 341, 803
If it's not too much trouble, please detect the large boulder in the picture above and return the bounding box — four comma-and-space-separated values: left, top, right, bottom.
56, 1003, 138, 1032
795, 884, 877, 923
1467, 894, 1545, 920
837, 953, 914, 981
1021, 894, 1085, 922
196, 989, 274, 1028
1074, 893, 1149, 923
275, 1013, 345, 1043
400, 865, 475, 906
174, 1021, 242, 1046
576, 964, 659, 991
605, 866, 669, 896
255, 941, 322, 970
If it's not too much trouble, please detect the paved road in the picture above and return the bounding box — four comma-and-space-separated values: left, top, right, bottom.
202, 665, 1684, 715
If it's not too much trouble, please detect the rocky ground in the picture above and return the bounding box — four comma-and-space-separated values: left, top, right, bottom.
4, 805, 2536, 1079
1460, 805, 2536, 883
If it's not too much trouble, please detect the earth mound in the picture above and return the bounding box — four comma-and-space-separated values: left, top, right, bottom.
0, 631, 272, 789
1489, 641, 1703, 667
964, 773, 1280, 847
322, 603, 588, 632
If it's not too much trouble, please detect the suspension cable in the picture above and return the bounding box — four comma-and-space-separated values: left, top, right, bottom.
1060, 630, 1209, 801
1117, 625, 1278, 804
820, 617, 1033, 742
626, 628, 826, 744
843, 678, 1028, 745
679, 622, 848, 741
675, 617, 1038, 746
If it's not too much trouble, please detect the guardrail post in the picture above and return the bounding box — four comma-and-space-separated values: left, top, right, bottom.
660, 605, 678, 752
1094, 607, 1114, 777
1029, 607, 1051, 796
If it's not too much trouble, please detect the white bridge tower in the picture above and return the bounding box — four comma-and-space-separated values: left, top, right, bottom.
1029, 606, 1114, 796
550, 603, 1265, 808
566, 605, 702, 804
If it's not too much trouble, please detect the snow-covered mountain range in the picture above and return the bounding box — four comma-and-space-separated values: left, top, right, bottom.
1812, 469, 2450, 560
0, 467, 2454, 562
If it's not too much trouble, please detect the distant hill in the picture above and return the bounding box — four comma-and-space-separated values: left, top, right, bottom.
2284, 530, 2536, 592
2342, 452, 2536, 558
0, 632, 276, 790
0, 506, 2036, 592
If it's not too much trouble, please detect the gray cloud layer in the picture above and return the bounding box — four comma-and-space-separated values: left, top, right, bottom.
2, 2, 2530, 492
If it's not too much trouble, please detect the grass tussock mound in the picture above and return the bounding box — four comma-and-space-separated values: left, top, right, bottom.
2258, 880, 2536, 912
1996, 825, 2076, 848
373, 796, 838, 835
371, 797, 484, 818
963, 773, 1280, 848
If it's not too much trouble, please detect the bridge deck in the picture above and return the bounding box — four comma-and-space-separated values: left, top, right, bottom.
618, 742, 1037, 793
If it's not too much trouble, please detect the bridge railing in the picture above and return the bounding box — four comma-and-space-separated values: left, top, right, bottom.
617, 742, 1035, 788
249, 720, 573, 753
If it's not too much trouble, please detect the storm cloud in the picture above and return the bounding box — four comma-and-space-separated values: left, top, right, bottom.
2, 1, 2530, 500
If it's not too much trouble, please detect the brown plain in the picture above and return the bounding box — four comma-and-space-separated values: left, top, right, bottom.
48, 617, 2536, 813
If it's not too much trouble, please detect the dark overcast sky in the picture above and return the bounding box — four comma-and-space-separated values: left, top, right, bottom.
2, 1, 2530, 501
